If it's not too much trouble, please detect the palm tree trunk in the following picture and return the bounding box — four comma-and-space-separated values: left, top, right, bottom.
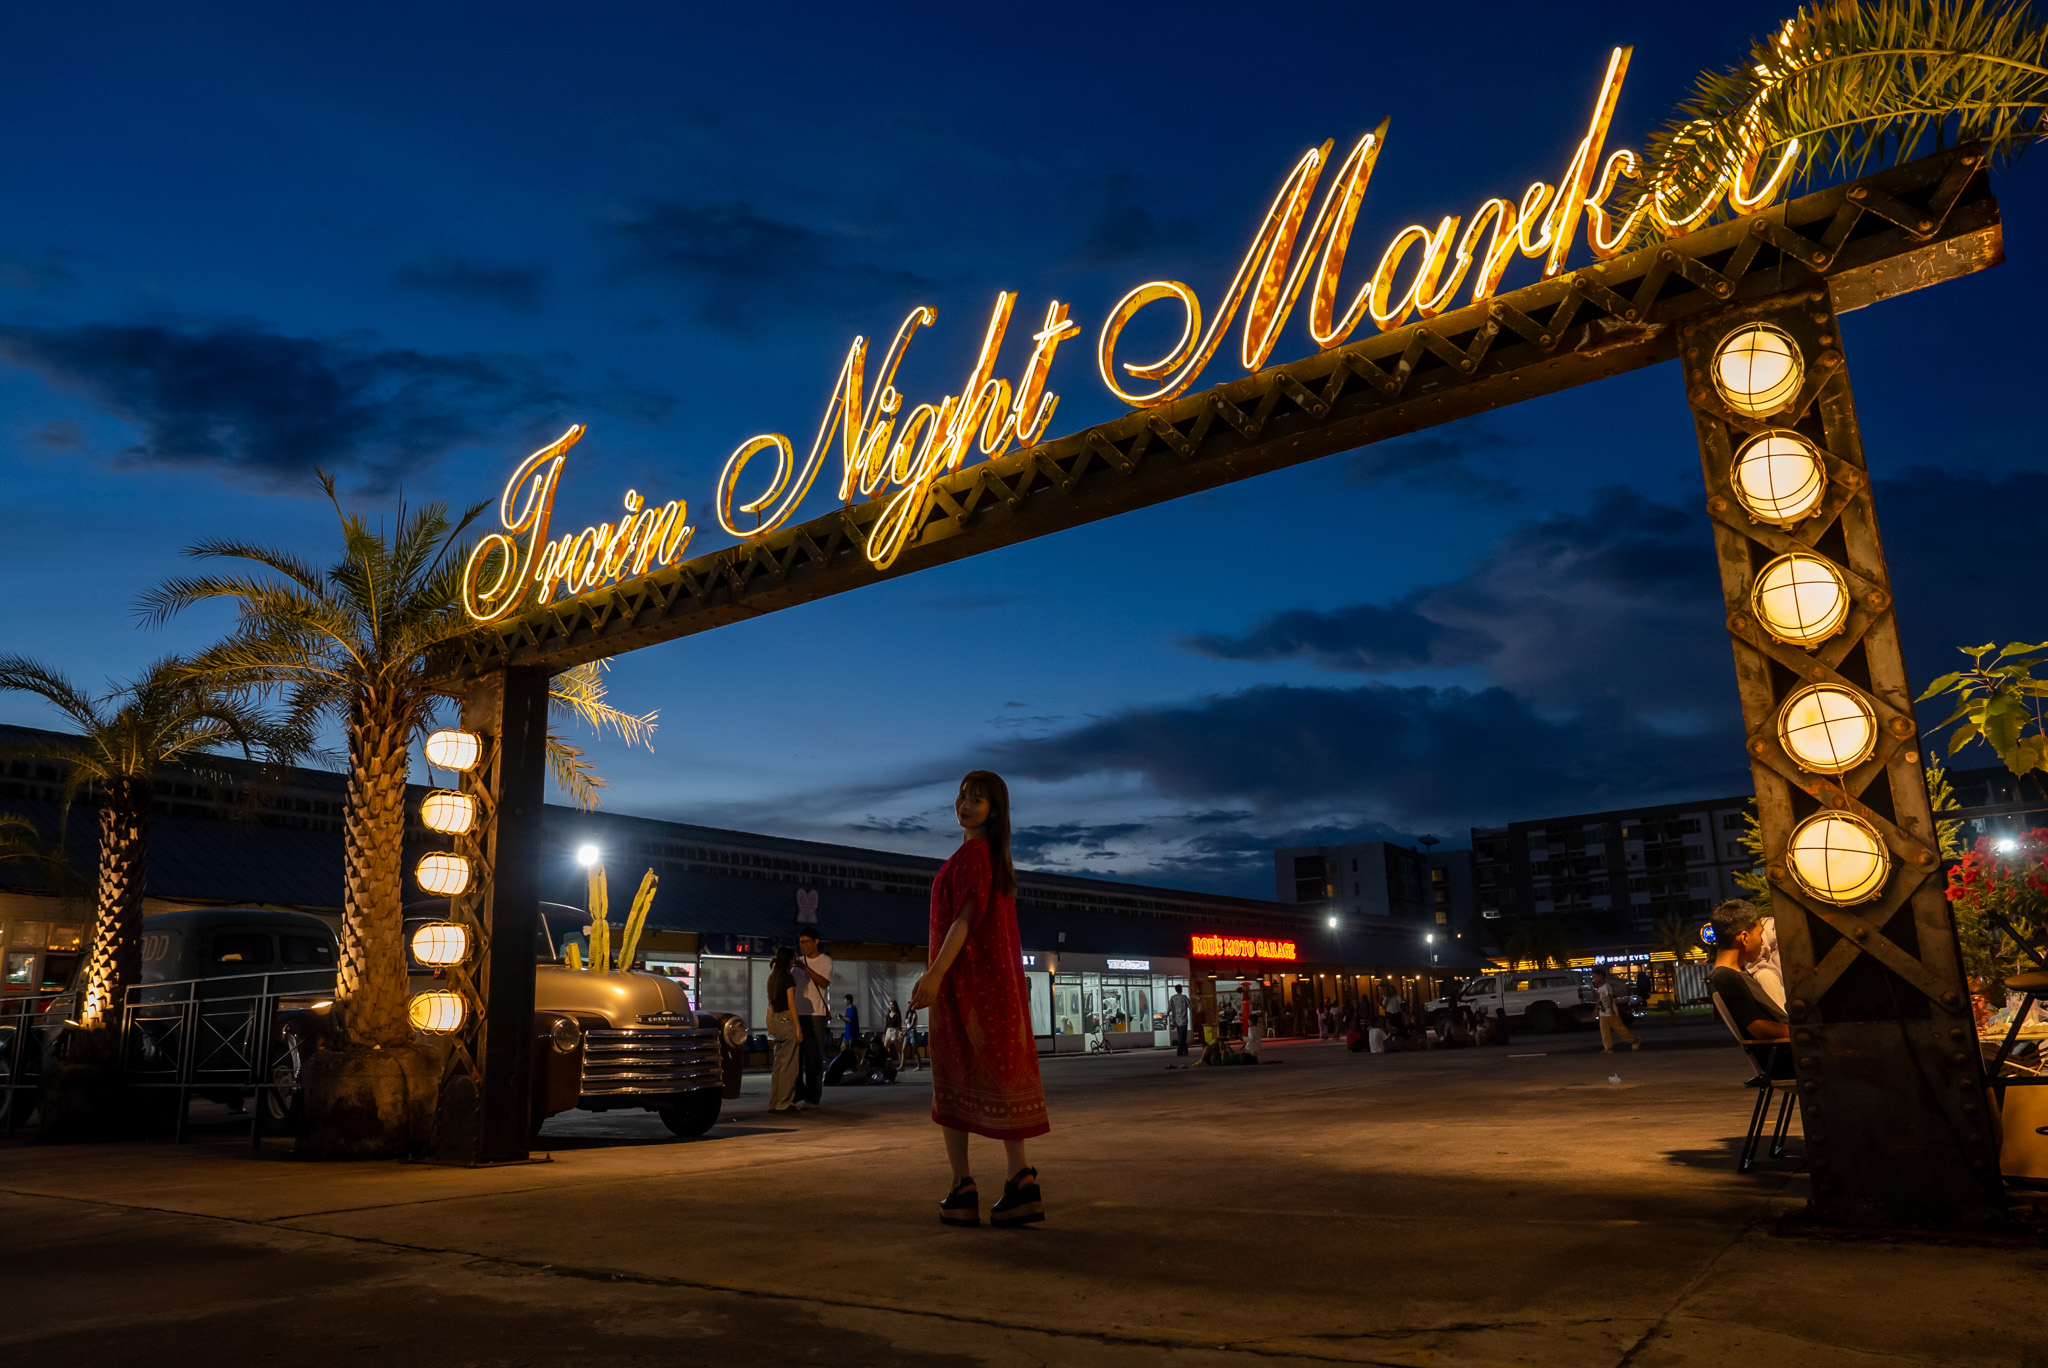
338, 696, 413, 1047
79, 777, 147, 1029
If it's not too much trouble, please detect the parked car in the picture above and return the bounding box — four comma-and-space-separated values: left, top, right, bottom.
394, 902, 744, 1138
1426, 970, 1598, 1033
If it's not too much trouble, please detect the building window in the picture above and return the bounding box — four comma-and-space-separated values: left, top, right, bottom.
1680, 818, 1702, 834
1684, 845, 1704, 861
1722, 813, 1745, 831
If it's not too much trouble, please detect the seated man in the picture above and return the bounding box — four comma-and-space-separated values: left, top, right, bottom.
1707, 899, 1790, 1044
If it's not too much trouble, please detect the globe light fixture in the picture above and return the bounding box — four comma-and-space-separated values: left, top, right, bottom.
409, 990, 467, 1034
1751, 552, 1850, 647
1729, 430, 1827, 526
423, 728, 482, 772
576, 843, 601, 868
1785, 812, 1891, 906
415, 852, 472, 897
1777, 683, 1878, 775
410, 920, 470, 967
419, 789, 477, 835
1712, 324, 1804, 418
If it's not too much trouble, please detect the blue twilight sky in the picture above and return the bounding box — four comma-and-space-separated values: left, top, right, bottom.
1, 2, 2043, 897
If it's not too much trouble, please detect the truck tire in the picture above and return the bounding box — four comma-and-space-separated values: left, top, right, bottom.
1525, 1001, 1560, 1034
657, 1090, 722, 1137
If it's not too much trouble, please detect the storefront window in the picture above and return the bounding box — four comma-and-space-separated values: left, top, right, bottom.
9, 921, 48, 949
4, 952, 34, 987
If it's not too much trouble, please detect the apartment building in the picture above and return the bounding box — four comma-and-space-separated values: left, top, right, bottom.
1272, 840, 1476, 928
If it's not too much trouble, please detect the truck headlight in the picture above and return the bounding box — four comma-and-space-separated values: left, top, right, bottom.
549, 1017, 581, 1054
721, 1015, 748, 1049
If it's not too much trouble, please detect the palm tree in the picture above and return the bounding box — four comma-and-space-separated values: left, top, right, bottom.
141, 476, 657, 1051
1636, 0, 2048, 245
1499, 917, 1572, 970
547, 660, 658, 811
0, 657, 268, 1029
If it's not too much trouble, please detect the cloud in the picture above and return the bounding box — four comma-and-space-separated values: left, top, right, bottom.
1012, 821, 1150, 867
996, 679, 1748, 831
31, 420, 82, 451
393, 257, 547, 313
1186, 600, 1498, 673
845, 815, 933, 836
1190, 486, 1729, 715
609, 200, 931, 336
1066, 173, 1202, 268
0, 321, 570, 488
1344, 423, 1523, 503
0, 249, 79, 293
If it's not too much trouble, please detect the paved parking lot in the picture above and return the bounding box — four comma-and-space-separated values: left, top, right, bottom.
2, 1017, 2043, 1367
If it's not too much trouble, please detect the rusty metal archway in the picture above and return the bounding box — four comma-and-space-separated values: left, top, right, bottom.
427, 147, 2009, 1227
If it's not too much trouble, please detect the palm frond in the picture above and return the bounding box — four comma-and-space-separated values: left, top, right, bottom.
547, 734, 605, 811
0, 655, 104, 732
549, 661, 659, 750
1638, 0, 2048, 239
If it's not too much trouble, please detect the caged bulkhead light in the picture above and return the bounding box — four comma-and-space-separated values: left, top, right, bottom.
423, 728, 482, 772
1751, 552, 1850, 647
1712, 324, 1804, 418
1729, 430, 1827, 526
415, 852, 472, 897
1785, 812, 1891, 906
1777, 684, 1878, 775
410, 920, 470, 967
419, 789, 477, 835
409, 990, 466, 1033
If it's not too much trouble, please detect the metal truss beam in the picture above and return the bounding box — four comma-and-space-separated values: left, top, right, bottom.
430, 145, 2001, 682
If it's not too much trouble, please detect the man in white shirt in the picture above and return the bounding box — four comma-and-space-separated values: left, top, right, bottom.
793, 930, 833, 1107
1592, 966, 1642, 1053
1750, 915, 1786, 1009
1166, 985, 1191, 1056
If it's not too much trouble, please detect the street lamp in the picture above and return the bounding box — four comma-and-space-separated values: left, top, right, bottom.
576, 843, 601, 868
1995, 837, 2019, 854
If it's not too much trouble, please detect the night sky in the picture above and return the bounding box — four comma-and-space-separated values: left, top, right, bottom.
2, 2, 2043, 897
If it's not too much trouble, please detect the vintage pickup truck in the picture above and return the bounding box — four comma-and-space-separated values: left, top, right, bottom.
13, 904, 743, 1138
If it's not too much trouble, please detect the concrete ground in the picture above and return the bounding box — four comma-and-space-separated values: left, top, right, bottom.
2, 1016, 2044, 1368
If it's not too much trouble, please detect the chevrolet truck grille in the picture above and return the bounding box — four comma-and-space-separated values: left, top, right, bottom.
580, 1026, 722, 1096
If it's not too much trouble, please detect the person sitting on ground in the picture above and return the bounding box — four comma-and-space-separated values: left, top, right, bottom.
824, 1031, 862, 1086
1346, 1014, 1372, 1053
1707, 899, 1789, 1043
1243, 1010, 1264, 1061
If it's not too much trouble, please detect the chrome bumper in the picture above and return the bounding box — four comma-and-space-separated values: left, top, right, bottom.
580, 1026, 722, 1097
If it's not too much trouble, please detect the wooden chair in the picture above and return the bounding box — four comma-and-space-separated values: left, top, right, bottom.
1711, 991, 1797, 1173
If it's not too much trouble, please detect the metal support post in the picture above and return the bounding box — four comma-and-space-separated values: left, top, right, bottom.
1679, 288, 2007, 1227
431, 665, 550, 1164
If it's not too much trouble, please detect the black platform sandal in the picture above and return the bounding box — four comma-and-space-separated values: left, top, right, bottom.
939, 1176, 979, 1227
990, 1167, 1043, 1227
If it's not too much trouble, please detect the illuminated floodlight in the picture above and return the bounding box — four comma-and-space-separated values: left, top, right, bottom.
410, 921, 470, 967
1996, 837, 2019, 854
415, 852, 472, 897
1730, 430, 1827, 526
1785, 812, 1891, 906
1327, 916, 1338, 929
1751, 552, 1850, 648
576, 843, 601, 868
419, 789, 477, 835
1713, 324, 1804, 418
1777, 684, 1878, 775
423, 729, 482, 772
409, 990, 466, 1034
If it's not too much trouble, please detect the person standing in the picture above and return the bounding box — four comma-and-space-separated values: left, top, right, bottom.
1166, 984, 1191, 1056
765, 946, 803, 1113
1592, 966, 1641, 1053
910, 771, 1050, 1228
1244, 1010, 1263, 1060
793, 929, 833, 1107
842, 993, 861, 1045
1382, 985, 1405, 1033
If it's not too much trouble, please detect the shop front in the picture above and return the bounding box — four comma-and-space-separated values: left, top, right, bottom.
1029, 950, 1191, 1055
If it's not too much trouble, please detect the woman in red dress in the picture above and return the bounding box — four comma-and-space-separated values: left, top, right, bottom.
910, 770, 1049, 1227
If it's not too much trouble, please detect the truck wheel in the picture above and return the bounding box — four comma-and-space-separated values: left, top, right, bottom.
1525, 1002, 1559, 1034
658, 1091, 722, 1137
263, 1030, 306, 1133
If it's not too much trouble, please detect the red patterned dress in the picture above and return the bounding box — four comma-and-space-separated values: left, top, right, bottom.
927, 839, 1049, 1140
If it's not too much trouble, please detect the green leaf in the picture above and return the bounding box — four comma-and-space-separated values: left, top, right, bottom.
1949, 728, 1977, 755
1965, 643, 1998, 658
1919, 672, 1965, 699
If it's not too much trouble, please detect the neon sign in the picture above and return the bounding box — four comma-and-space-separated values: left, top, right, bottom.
464, 45, 1800, 622
1191, 935, 1298, 962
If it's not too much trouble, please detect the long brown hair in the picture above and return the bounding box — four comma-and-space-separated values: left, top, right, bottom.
961, 770, 1018, 897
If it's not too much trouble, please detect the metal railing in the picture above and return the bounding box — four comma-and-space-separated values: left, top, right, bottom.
121, 970, 332, 1145
0, 991, 67, 1137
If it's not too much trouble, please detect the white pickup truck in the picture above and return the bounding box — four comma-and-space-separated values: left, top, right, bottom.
1426, 970, 1598, 1034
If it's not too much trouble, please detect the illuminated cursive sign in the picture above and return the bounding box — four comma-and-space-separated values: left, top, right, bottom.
1105, 957, 1152, 971
1190, 935, 1298, 962
464, 44, 1800, 622
461, 425, 697, 623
